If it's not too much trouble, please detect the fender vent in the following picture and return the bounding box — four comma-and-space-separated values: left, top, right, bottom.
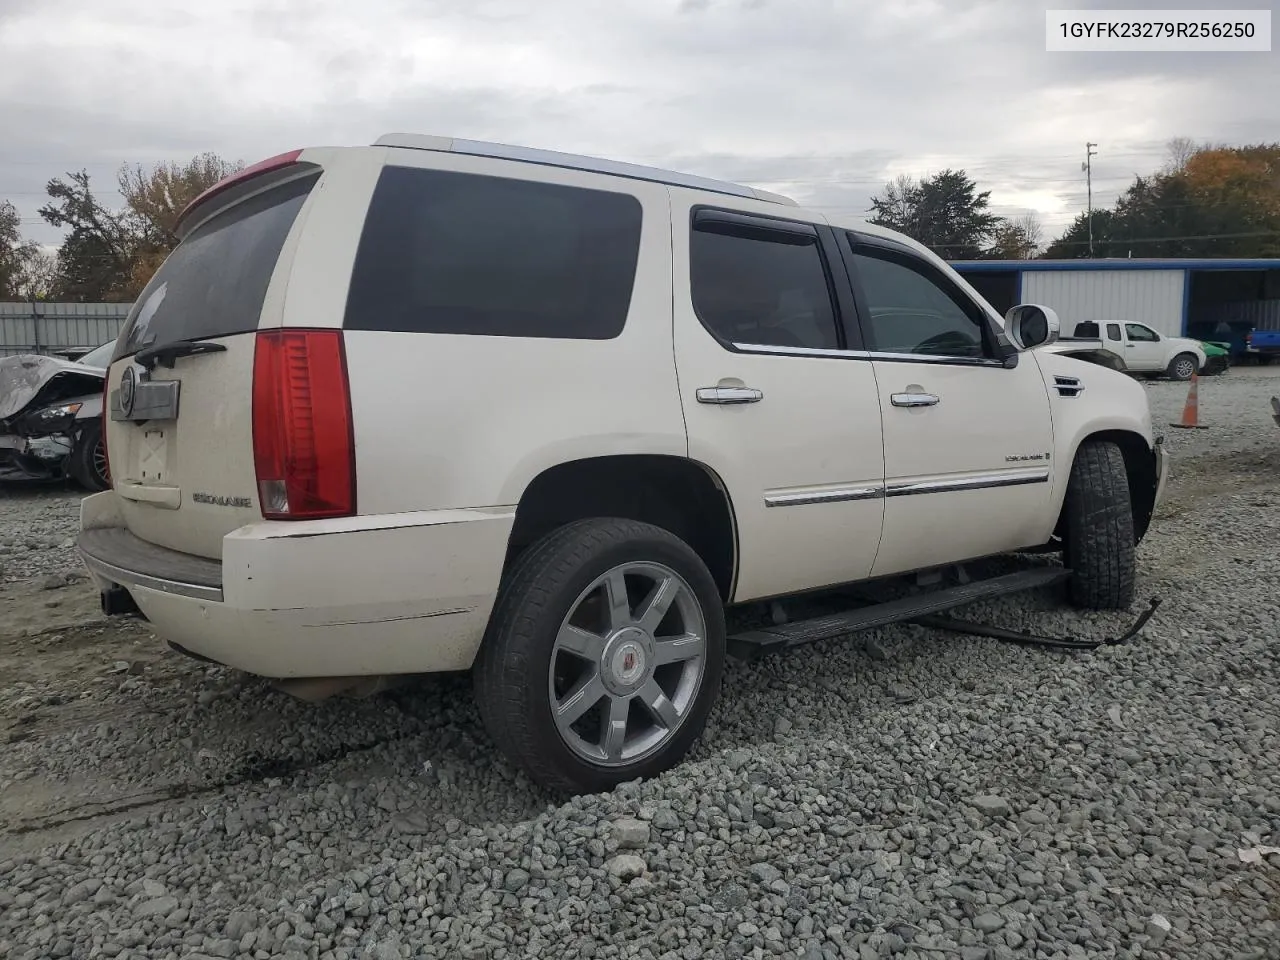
1054, 375, 1084, 398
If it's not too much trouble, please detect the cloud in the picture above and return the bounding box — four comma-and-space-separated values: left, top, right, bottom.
1, 0, 1275, 247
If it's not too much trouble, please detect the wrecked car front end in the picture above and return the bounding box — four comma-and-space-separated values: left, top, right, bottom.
0, 353, 107, 485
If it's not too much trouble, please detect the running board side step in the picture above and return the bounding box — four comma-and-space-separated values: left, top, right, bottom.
726, 568, 1071, 661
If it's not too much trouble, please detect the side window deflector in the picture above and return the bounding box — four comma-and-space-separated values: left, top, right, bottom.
693, 208, 817, 245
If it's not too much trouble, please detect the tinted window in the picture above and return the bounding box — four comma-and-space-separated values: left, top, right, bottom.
115, 174, 317, 359
1106, 323, 1122, 341
690, 225, 840, 350
850, 245, 990, 359
1126, 323, 1158, 342
344, 166, 642, 339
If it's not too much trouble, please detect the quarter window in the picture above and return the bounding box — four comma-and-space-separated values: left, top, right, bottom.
849, 243, 991, 359
690, 221, 841, 351
344, 166, 643, 339
1106, 323, 1122, 341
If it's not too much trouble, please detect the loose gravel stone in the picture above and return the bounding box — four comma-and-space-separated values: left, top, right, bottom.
971, 795, 1012, 818
606, 854, 646, 880
611, 817, 650, 849
1147, 914, 1173, 947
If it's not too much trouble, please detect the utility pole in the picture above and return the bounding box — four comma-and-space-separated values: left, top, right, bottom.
1082, 142, 1098, 257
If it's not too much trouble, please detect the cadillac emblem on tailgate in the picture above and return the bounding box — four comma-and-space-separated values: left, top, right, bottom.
119, 366, 136, 417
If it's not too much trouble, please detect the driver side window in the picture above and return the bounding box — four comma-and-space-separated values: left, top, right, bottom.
848, 242, 991, 360
1125, 323, 1159, 342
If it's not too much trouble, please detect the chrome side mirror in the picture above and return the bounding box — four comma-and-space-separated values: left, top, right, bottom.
1005, 304, 1060, 350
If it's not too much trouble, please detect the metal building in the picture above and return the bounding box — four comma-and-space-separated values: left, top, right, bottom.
950, 258, 1280, 341
0, 302, 132, 358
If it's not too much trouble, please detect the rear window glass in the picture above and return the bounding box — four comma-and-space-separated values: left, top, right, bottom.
114, 174, 317, 359
343, 166, 643, 339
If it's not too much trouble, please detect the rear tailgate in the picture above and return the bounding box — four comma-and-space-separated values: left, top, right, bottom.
105, 167, 321, 560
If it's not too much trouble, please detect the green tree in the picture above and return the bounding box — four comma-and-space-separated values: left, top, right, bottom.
868, 169, 1002, 259
1, 200, 39, 300
986, 213, 1043, 260
38, 171, 134, 301
1043, 142, 1280, 259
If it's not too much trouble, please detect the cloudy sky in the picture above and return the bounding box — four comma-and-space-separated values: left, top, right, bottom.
2, 0, 1276, 247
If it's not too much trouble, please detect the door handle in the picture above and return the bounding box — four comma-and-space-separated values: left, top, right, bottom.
697, 386, 763, 404
891, 392, 940, 408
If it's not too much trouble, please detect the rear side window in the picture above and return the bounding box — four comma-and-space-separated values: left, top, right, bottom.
344, 166, 643, 339
690, 225, 841, 350
115, 174, 317, 359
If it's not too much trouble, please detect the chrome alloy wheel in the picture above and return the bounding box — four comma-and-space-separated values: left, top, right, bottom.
548, 561, 707, 766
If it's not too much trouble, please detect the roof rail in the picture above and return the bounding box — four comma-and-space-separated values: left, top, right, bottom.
373, 134, 797, 206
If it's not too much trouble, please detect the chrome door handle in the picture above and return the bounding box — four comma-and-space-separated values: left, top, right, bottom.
697, 386, 763, 404
891, 392, 940, 408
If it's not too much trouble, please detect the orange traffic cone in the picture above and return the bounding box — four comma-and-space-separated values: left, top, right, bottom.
1170, 372, 1208, 429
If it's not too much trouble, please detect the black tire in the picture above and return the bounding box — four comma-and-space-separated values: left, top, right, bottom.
1166, 352, 1198, 381
473, 518, 726, 794
1062, 440, 1135, 610
67, 420, 110, 492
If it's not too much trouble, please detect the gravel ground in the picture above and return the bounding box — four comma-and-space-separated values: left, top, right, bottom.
1, 367, 1277, 960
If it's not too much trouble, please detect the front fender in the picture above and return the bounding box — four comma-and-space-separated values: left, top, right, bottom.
1034, 351, 1157, 521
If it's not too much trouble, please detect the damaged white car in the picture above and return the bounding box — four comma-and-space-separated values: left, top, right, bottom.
0, 339, 113, 490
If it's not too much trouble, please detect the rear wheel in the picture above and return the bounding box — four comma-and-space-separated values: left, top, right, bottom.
1166, 352, 1198, 381
1062, 440, 1135, 610
474, 518, 725, 794
68, 420, 110, 492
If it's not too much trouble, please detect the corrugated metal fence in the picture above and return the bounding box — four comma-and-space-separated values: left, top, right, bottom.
0, 302, 132, 357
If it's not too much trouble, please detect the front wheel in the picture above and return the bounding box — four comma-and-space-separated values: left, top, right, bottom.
1166, 352, 1198, 381
474, 518, 725, 794
1062, 440, 1136, 610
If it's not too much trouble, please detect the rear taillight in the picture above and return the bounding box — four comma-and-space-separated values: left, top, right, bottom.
252, 329, 355, 520
100, 375, 111, 485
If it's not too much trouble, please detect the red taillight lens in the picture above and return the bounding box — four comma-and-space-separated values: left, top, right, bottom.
252, 329, 355, 520
100, 375, 111, 485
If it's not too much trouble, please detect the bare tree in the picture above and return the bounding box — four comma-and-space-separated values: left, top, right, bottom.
1164, 136, 1198, 174
1013, 212, 1043, 257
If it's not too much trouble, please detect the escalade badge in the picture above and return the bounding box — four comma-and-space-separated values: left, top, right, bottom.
119, 366, 136, 417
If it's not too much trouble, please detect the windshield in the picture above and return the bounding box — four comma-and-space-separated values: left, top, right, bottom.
77, 340, 117, 369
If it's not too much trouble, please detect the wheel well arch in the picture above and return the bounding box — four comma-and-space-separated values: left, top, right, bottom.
503, 454, 738, 601
1057, 429, 1158, 543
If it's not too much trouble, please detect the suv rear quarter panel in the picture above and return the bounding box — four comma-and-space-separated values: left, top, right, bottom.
332, 150, 688, 516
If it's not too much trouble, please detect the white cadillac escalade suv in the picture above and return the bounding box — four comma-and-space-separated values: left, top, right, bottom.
78, 135, 1168, 794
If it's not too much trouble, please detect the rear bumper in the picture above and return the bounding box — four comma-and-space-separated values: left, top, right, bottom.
77, 492, 515, 678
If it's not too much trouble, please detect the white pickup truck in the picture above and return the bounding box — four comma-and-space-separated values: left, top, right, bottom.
77, 134, 1169, 793
1045, 320, 1207, 381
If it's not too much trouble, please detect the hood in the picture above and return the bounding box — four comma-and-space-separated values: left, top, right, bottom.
1197, 340, 1229, 356
0, 353, 106, 422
